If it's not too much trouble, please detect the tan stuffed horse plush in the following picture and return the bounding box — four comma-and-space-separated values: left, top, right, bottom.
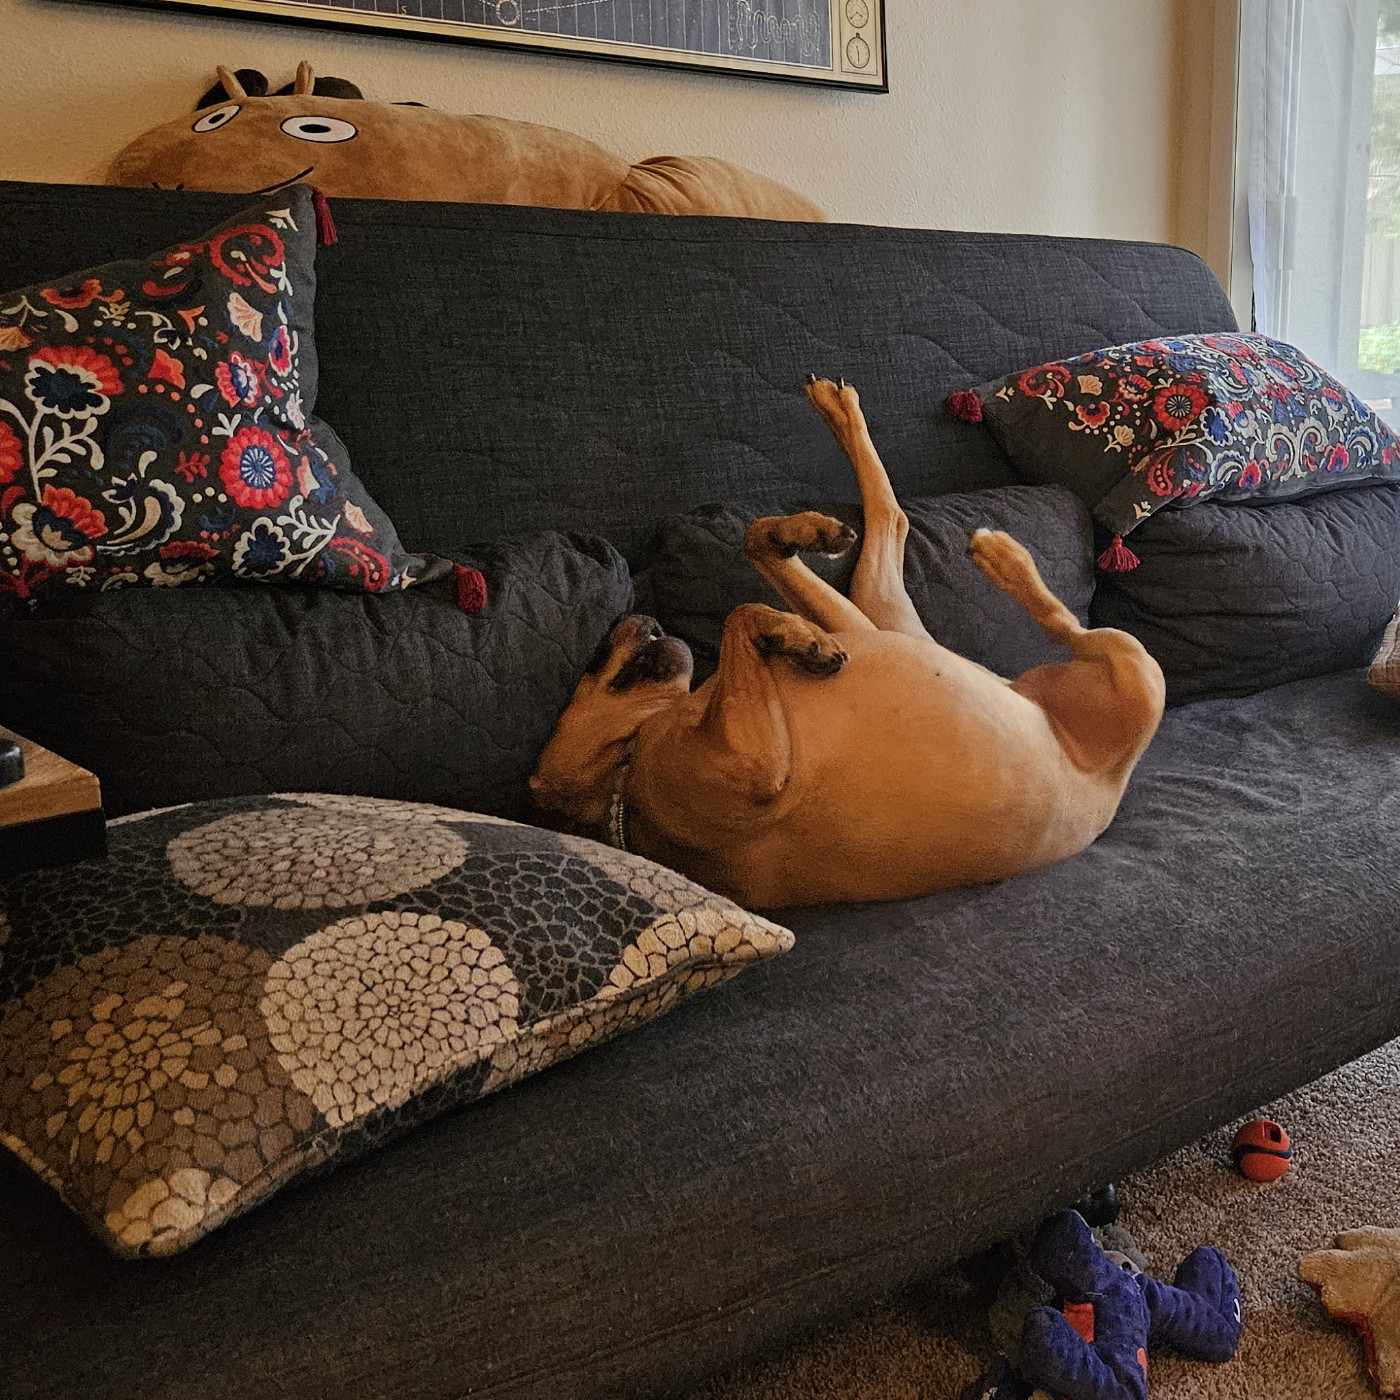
107, 61, 826, 221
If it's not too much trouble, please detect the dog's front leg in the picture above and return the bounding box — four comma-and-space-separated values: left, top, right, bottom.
806, 376, 929, 639
691, 603, 847, 806
742, 511, 873, 633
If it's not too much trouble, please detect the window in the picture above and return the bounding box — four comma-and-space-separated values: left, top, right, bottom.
1360, 3, 1400, 411
1247, 0, 1400, 426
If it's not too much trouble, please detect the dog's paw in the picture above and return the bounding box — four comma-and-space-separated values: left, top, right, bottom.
753, 627, 848, 676
745, 512, 858, 561
969, 528, 1041, 595
804, 375, 861, 429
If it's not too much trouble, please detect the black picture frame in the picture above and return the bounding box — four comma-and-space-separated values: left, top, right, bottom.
80, 0, 888, 92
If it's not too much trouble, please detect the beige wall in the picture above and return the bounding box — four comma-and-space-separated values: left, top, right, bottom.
0, 0, 1220, 254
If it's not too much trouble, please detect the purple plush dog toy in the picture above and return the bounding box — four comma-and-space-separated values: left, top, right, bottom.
965, 1208, 1243, 1400
1015, 1209, 1243, 1400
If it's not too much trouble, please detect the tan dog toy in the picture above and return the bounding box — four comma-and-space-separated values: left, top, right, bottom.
107, 61, 826, 221
529, 377, 1165, 909
1300, 1227, 1400, 1394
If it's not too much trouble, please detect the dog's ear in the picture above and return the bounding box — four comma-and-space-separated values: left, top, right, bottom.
197, 68, 267, 109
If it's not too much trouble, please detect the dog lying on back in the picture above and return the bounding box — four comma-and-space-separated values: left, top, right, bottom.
530, 378, 1165, 908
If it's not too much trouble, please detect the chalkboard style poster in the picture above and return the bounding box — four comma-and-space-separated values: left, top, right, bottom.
91, 0, 887, 90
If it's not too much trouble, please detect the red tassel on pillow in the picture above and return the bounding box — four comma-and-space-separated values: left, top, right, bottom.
454, 564, 487, 614
311, 187, 338, 247
1095, 535, 1141, 573
947, 389, 984, 423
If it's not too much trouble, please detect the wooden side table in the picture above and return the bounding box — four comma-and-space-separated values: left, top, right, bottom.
0, 728, 106, 876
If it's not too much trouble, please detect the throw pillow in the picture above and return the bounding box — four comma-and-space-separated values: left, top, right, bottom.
1091, 485, 1400, 703
0, 184, 439, 606
642, 485, 1095, 681
0, 794, 793, 1257
0, 531, 631, 820
1370, 605, 1400, 701
946, 333, 1400, 559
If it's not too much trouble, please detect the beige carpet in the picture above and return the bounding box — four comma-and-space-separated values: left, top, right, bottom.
696, 1036, 1400, 1399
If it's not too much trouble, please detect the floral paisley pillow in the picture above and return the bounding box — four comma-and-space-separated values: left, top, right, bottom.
0, 794, 794, 1257
946, 333, 1400, 566
0, 185, 442, 607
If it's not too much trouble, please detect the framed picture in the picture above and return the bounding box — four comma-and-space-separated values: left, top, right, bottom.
90, 0, 887, 91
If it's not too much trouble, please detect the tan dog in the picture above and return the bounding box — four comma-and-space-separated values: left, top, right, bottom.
530, 379, 1165, 908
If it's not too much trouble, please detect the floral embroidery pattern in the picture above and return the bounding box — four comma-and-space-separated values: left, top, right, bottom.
0, 423, 21, 484
220, 426, 291, 510
974, 333, 1400, 535
0, 187, 423, 607
214, 352, 261, 408
12, 485, 108, 567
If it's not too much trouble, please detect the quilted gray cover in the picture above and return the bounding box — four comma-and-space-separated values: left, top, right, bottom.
0, 182, 1237, 563
1092, 485, 1400, 702
0, 532, 631, 819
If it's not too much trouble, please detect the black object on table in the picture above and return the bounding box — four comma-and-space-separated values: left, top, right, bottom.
0, 740, 24, 788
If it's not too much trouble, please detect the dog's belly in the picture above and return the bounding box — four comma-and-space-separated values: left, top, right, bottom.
717, 634, 1126, 906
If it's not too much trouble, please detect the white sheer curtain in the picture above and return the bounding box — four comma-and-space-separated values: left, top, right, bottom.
1249, 0, 1378, 388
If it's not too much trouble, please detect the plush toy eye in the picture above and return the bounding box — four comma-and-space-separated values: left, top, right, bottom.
279, 115, 358, 144
192, 104, 241, 134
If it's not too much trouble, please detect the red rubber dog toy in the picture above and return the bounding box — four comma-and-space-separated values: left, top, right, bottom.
1232, 1119, 1292, 1181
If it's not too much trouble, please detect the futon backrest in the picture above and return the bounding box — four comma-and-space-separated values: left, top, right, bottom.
0, 181, 1236, 560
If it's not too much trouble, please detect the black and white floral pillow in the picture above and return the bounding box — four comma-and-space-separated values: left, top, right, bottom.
0, 795, 792, 1256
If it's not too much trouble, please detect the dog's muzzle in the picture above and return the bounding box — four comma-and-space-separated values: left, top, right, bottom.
609, 634, 693, 692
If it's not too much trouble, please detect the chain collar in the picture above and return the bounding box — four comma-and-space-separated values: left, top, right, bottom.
603, 735, 638, 852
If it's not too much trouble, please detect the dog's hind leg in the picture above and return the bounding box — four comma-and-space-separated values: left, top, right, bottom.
806, 376, 929, 639
968, 528, 1084, 646
971, 529, 1165, 777
742, 512, 875, 633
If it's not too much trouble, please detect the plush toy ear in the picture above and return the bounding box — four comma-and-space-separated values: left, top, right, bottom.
196, 67, 267, 108
272, 69, 365, 100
